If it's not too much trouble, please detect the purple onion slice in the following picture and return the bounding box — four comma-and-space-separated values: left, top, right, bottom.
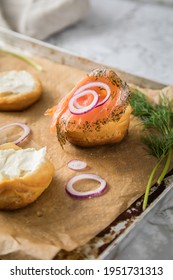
74, 81, 111, 107
0, 122, 30, 145
66, 173, 108, 199
68, 90, 98, 115
67, 159, 87, 171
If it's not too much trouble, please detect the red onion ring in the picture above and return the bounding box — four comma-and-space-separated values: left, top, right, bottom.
67, 159, 87, 170
66, 173, 108, 199
0, 122, 30, 145
73, 90, 94, 109
74, 82, 111, 107
68, 90, 98, 115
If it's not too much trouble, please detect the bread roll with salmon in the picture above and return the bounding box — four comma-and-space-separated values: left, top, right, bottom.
46, 68, 132, 147
0, 143, 54, 210
0, 70, 42, 111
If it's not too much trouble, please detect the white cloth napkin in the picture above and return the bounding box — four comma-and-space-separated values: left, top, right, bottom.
0, 0, 90, 39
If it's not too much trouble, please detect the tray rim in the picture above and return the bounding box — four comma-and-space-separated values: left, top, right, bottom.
0, 27, 166, 89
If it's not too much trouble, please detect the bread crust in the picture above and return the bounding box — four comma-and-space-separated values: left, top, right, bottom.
0, 143, 54, 210
65, 105, 132, 147
0, 71, 42, 111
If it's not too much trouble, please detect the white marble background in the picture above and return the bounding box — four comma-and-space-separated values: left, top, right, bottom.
47, 0, 173, 85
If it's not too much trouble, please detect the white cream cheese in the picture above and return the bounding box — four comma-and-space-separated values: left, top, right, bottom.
0, 147, 46, 181
0, 70, 35, 96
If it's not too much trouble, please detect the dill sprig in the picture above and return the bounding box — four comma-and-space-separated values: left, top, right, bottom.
130, 89, 154, 118
0, 49, 42, 71
130, 88, 173, 210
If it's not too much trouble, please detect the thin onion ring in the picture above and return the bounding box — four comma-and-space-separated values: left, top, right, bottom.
68, 90, 98, 115
67, 159, 87, 170
74, 81, 111, 107
66, 173, 108, 198
0, 122, 30, 145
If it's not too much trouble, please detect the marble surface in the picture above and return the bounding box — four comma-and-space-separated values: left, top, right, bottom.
46, 0, 173, 260
47, 0, 173, 85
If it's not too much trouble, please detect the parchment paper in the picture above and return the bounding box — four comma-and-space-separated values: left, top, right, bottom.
0, 53, 172, 259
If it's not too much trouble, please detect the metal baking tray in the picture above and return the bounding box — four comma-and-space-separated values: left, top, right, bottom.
0, 27, 173, 260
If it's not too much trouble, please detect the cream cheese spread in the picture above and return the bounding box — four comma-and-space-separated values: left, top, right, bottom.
0, 147, 46, 181
0, 70, 35, 96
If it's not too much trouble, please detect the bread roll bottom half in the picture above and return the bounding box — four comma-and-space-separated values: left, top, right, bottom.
0, 143, 54, 210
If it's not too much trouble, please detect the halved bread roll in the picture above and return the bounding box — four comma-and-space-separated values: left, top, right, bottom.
65, 104, 132, 146
0, 143, 54, 210
0, 70, 42, 111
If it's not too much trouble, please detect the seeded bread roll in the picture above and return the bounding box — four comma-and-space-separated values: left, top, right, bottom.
0, 143, 54, 210
0, 70, 42, 111
47, 68, 132, 147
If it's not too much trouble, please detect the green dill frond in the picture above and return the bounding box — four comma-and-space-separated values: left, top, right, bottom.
130, 88, 173, 135
0, 49, 42, 71
165, 127, 173, 148
130, 88, 154, 118
142, 118, 173, 159
142, 134, 169, 159
143, 106, 171, 134
154, 95, 173, 133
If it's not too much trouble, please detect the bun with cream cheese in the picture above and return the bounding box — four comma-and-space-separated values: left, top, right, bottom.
0, 143, 54, 210
0, 70, 42, 111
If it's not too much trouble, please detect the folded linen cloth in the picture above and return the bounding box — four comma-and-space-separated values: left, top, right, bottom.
0, 0, 90, 39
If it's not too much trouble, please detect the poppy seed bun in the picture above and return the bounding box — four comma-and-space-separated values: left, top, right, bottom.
65, 104, 132, 147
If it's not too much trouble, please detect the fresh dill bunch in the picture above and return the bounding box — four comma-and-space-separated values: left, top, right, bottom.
130, 88, 173, 210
